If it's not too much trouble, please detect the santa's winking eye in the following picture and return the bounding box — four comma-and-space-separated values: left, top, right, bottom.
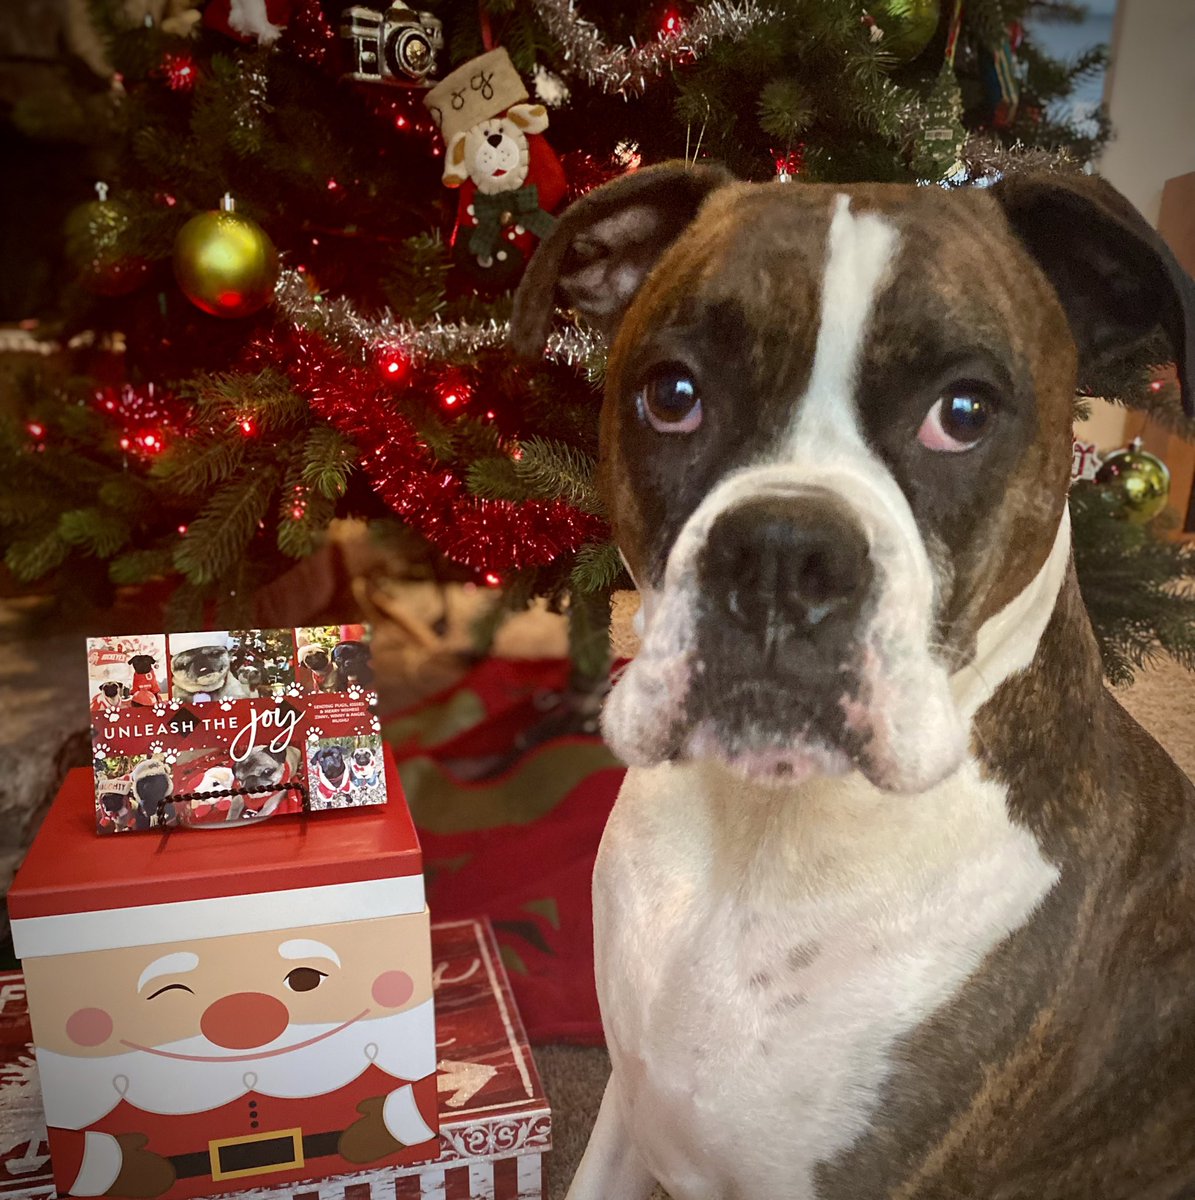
285, 967, 327, 992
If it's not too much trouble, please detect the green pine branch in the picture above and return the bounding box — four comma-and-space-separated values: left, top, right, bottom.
58, 508, 132, 558
514, 437, 603, 514
569, 541, 625, 594
1071, 488, 1195, 685
5, 526, 70, 583
466, 457, 534, 503
173, 469, 278, 585
154, 434, 247, 495
301, 425, 357, 499
109, 547, 176, 585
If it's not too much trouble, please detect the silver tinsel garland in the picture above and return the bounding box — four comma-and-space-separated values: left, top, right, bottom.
274, 270, 603, 368
529, 0, 770, 97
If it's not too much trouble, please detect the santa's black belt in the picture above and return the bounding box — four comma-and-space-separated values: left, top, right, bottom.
171, 1128, 343, 1181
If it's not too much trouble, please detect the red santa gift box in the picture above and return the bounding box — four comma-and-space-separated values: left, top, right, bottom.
8, 748, 439, 1200
0, 920, 550, 1200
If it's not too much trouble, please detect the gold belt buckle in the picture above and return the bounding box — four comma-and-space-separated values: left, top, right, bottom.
208, 1127, 304, 1181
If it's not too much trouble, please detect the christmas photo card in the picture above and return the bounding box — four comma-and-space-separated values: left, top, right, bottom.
86, 625, 386, 833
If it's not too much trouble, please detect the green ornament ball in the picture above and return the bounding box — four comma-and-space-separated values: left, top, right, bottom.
173, 204, 278, 319
1094, 441, 1171, 524
873, 0, 941, 62
65, 196, 151, 297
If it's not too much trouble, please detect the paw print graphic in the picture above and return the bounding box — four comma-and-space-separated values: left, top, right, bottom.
168, 698, 182, 710
347, 684, 363, 701
220, 700, 234, 712
366, 691, 379, 708
370, 717, 382, 733
306, 725, 324, 742
149, 740, 165, 754
152, 703, 168, 717
164, 750, 178, 766
93, 741, 110, 757
286, 684, 302, 697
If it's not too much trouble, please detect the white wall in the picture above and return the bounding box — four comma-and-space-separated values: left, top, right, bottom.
1099, 0, 1195, 225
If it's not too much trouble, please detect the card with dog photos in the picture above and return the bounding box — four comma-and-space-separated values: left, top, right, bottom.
86, 625, 388, 834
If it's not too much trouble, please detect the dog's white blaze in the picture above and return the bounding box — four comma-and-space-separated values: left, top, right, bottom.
789, 193, 898, 453
589, 754, 1059, 1200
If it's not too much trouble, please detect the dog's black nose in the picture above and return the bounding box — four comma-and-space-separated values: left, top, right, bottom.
487, 133, 503, 147
702, 496, 872, 639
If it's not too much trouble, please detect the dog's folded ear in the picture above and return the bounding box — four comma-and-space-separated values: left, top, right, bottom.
991, 172, 1195, 416
510, 161, 735, 358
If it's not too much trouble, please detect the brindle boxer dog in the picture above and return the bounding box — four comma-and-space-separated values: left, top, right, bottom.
511, 165, 1195, 1200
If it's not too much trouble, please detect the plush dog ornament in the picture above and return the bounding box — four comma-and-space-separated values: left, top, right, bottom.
424, 47, 567, 291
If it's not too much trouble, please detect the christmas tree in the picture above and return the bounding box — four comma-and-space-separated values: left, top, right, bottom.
4, 0, 1193, 690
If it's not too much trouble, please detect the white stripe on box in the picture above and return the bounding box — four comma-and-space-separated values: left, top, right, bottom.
467, 1162, 493, 1199
517, 1155, 541, 1199
11, 878, 426, 958
419, 1170, 446, 1199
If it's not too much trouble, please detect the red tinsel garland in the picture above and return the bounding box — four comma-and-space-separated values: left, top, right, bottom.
269, 329, 608, 575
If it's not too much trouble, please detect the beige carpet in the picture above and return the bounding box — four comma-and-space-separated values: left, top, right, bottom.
533, 654, 1195, 1200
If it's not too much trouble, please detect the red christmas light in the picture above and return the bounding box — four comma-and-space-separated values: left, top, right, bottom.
158, 51, 200, 92
661, 10, 682, 35
484, 572, 501, 587
239, 418, 255, 435
378, 346, 410, 381
26, 422, 45, 438
177, 524, 188, 535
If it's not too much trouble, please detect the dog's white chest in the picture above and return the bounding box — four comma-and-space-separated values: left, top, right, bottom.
594, 762, 1057, 1200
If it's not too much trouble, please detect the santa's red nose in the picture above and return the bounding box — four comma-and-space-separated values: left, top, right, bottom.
200, 992, 289, 1049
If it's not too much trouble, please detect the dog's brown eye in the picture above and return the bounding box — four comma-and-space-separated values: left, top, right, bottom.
918, 385, 995, 453
285, 967, 327, 993
636, 365, 702, 434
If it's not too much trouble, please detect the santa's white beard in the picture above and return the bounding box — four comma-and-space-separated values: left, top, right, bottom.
38, 999, 435, 1129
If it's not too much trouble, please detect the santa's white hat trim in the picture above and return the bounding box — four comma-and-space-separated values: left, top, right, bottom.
12, 880, 425, 959
168, 630, 233, 656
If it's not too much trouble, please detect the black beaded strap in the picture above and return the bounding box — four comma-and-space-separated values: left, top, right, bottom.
156, 780, 310, 822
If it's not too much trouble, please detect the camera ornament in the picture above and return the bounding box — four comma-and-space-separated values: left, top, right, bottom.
423, 48, 568, 292
340, 3, 444, 87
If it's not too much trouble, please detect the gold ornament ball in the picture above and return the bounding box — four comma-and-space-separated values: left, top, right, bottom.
173, 208, 278, 319
65, 198, 151, 297
873, 0, 941, 62
1095, 443, 1171, 524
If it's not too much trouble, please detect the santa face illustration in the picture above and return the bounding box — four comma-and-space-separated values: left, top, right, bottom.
24, 913, 437, 1198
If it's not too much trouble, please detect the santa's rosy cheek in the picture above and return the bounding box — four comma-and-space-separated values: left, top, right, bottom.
371, 970, 414, 1009
66, 1007, 113, 1047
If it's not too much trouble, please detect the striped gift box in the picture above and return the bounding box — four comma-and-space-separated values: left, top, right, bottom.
0, 920, 549, 1200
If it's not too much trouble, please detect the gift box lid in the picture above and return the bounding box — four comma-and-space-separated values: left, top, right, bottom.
9, 746, 424, 960
0, 919, 550, 1200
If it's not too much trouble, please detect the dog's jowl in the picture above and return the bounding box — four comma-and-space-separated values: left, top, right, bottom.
512, 166, 1195, 1200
